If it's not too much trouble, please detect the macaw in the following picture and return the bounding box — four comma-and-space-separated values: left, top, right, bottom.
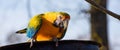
16, 11, 70, 47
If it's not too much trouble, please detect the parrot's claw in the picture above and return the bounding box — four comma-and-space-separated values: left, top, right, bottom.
27, 38, 35, 48
56, 41, 58, 47
52, 37, 59, 47
30, 39, 33, 48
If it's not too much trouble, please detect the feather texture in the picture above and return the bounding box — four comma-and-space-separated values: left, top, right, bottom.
27, 14, 43, 38
16, 12, 70, 41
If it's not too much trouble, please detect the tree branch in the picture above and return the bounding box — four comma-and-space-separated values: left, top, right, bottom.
85, 0, 120, 20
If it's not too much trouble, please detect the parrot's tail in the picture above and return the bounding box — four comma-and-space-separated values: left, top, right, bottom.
16, 28, 27, 34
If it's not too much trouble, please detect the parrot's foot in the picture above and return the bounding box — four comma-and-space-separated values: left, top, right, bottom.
30, 39, 33, 48
52, 37, 59, 47
27, 38, 35, 48
55, 41, 58, 47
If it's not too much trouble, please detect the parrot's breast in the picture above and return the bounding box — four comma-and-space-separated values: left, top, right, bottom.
36, 15, 60, 41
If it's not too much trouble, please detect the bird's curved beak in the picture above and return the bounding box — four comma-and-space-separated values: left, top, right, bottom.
53, 18, 69, 30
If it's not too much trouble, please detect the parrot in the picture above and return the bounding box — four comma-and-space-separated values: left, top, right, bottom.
16, 11, 70, 48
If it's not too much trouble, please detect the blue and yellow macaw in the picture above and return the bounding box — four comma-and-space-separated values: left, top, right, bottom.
16, 11, 70, 47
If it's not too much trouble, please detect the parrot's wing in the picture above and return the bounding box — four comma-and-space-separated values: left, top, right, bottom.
27, 14, 44, 38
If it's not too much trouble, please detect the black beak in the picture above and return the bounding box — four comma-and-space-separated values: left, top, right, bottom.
53, 19, 69, 32
53, 20, 64, 28
53, 19, 69, 29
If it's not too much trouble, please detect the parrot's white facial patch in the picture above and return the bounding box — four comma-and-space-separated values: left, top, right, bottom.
53, 15, 64, 27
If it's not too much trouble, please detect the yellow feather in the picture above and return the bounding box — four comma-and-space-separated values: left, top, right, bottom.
35, 12, 61, 41
28, 14, 41, 29
17, 12, 70, 41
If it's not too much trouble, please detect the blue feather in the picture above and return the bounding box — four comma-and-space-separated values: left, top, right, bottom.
26, 14, 43, 38
27, 27, 36, 38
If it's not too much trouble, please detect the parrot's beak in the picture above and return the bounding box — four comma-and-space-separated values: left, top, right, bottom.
53, 19, 63, 27
53, 15, 69, 29
53, 15, 63, 27
53, 18, 69, 30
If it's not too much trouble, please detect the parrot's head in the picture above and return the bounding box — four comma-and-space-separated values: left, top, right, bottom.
53, 12, 70, 29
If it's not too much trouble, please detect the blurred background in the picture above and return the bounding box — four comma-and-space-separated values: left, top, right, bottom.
0, 0, 120, 50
